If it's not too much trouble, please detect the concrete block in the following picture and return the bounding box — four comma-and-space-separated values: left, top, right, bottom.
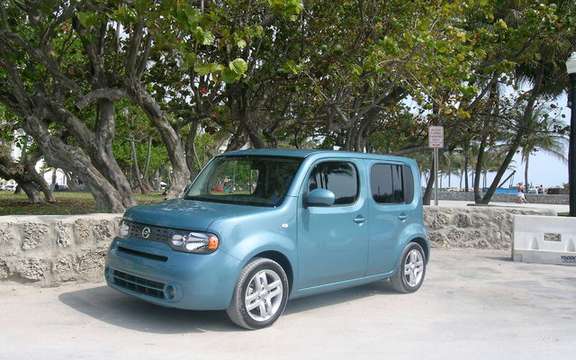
21, 223, 49, 251
513, 215, 576, 266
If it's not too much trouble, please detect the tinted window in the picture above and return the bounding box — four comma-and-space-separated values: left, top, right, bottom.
308, 161, 358, 205
371, 164, 414, 204
186, 156, 302, 207
402, 165, 414, 203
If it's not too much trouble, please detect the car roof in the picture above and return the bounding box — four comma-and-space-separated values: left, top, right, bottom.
222, 148, 415, 163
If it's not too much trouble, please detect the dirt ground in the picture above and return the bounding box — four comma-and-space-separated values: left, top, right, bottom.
0, 248, 575, 360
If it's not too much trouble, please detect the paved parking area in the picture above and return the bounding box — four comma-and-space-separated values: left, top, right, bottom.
1, 248, 575, 360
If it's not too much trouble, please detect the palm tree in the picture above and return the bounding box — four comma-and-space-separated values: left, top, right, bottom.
441, 151, 465, 189
519, 106, 568, 188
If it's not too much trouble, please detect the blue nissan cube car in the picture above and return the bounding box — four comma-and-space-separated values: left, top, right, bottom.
106, 149, 429, 329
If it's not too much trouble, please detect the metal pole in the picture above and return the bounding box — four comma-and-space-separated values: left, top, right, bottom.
569, 74, 576, 216
434, 148, 439, 206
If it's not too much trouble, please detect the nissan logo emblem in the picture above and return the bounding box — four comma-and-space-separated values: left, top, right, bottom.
141, 227, 151, 239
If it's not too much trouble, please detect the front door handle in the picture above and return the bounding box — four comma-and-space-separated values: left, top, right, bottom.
398, 214, 408, 221
353, 216, 366, 224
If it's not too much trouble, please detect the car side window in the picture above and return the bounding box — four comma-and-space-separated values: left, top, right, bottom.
402, 165, 414, 203
308, 161, 358, 205
371, 163, 414, 204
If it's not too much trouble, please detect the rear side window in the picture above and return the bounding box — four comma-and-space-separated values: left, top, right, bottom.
371, 163, 414, 204
308, 161, 358, 205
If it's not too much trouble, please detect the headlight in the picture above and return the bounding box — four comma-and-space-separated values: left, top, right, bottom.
170, 232, 219, 254
118, 220, 130, 238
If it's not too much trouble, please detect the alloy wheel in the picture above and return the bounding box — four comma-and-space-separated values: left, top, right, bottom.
244, 269, 284, 322
403, 248, 424, 287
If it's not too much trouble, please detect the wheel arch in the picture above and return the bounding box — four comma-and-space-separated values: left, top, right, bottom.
409, 237, 430, 264
249, 250, 294, 292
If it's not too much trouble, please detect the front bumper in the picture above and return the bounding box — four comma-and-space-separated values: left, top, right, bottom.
105, 237, 241, 310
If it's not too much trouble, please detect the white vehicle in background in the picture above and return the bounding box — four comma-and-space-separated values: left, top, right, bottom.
1, 183, 16, 191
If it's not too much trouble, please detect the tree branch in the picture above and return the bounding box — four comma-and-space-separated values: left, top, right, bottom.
76, 88, 128, 110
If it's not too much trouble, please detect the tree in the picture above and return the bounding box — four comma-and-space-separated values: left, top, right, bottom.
519, 106, 568, 188
0, 1, 137, 211
475, 0, 576, 204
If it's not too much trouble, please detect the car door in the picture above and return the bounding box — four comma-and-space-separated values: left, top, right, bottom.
298, 159, 369, 288
367, 161, 415, 274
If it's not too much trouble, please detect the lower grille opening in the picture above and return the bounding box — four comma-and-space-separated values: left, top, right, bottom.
118, 246, 168, 262
113, 270, 166, 299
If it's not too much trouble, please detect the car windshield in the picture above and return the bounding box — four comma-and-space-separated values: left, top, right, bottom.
184, 156, 303, 207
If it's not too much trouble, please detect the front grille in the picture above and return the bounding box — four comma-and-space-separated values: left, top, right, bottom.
113, 270, 166, 299
126, 221, 176, 243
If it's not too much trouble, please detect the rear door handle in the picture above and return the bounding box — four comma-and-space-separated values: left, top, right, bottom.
398, 214, 407, 221
353, 216, 366, 224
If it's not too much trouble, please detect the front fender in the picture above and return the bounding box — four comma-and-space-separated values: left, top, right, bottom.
228, 231, 297, 280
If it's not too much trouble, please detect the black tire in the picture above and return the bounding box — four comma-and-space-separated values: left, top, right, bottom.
390, 242, 427, 293
226, 257, 289, 330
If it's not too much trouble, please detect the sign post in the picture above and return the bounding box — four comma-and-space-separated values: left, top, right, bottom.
428, 126, 444, 206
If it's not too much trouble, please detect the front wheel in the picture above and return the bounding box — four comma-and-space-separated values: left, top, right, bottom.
226, 258, 289, 329
390, 242, 427, 293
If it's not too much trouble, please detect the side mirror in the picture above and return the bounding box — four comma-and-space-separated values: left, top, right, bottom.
305, 188, 335, 207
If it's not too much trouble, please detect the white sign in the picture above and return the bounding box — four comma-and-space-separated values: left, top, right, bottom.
428, 126, 444, 148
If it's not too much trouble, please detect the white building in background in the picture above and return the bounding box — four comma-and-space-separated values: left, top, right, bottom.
42, 167, 68, 189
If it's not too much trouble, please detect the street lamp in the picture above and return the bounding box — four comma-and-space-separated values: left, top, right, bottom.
566, 52, 576, 217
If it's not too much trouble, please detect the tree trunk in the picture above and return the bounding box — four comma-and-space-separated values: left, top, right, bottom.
130, 137, 147, 194
447, 158, 452, 188
464, 146, 469, 192
423, 156, 435, 205
473, 134, 487, 204
93, 99, 137, 207
142, 136, 153, 190
524, 154, 530, 189
127, 82, 190, 198
19, 181, 42, 203
185, 120, 202, 178
23, 115, 127, 212
226, 124, 247, 151
51, 169, 57, 190
65, 171, 83, 192
0, 148, 55, 203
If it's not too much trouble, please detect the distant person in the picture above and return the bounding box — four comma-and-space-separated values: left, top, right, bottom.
537, 185, 544, 194
516, 183, 527, 204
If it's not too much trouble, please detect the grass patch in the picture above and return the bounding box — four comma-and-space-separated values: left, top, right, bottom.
0, 191, 166, 216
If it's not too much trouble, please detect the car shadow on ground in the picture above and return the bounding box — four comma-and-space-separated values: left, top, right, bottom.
58, 281, 397, 334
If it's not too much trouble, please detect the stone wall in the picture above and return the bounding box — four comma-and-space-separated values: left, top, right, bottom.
437, 191, 568, 205
424, 206, 555, 249
0, 206, 556, 286
0, 214, 121, 286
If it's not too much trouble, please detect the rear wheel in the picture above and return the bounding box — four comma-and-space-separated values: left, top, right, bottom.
226, 258, 289, 329
390, 242, 426, 293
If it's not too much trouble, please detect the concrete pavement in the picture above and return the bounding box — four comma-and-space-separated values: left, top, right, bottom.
0, 248, 575, 360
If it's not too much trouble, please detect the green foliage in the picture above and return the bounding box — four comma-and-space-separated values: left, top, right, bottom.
1, 0, 575, 209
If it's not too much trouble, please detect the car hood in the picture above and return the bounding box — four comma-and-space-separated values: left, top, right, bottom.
123, 198, 273, 231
